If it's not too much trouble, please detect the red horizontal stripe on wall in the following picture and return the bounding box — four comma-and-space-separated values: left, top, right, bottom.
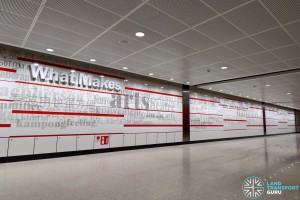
9, 133, 124, 138
17, 57, 125, 80
223, 119, 247, 122
12, 110, 124, 117
266, 109, 277, 112
0, 124, 11, 128
250, 106, 262, 110
224, 129, 247, 131
190, 97, 219, 103
266, 125, 278, 126
190, 112, 223, 116
190, 124, 224, 127
16, 81, 123, 96
124, 124, 182, 127
247, 125, 264, 126
0, 66, 17, 73
125, 87, 182, 98
0, 99, 14, 102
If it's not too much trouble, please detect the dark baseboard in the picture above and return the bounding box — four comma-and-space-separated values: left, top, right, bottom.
0, 132, 299, 164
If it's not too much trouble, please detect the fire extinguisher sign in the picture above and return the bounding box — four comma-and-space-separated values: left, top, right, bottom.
97, 135, 109, 145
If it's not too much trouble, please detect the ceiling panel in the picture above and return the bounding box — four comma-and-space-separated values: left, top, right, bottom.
247, 51, 279, 65
261, 0, 300, 24
149, 0, 217, 26
85, 0, 142, 16
0, 10, 33, 30
125, 53, 164, 66
25, 41, 75, 57
251, 28, 295, 50
87, 39, 134, 57
226, 38, 265, 56
154, 39, 197, 56
139, 46, 179, 62
72, 53, 111, 66
186, 46, 240, 65
172, 29, 218, 51
225, 57, 257, 69
223, 1, 279, 34
262, 62, 291, 72
96, 31, 148, 52
285, 58, 300, 69
271, 45, 300, 60
284, 21, 300, 44
27, 33, 82, 52
0, 34, 23, 46
169, 58, 202, 69
0, 0, 40, 19
111, 20, 166, 45
79, 47, 123, 62
201, 0, 251, 13
128, 4, 188, 36
45, 0, 121, 28
38, 8, 106, 38
195, 17, 245, 43
0, 23, 27, 39
32, 22, 93, 46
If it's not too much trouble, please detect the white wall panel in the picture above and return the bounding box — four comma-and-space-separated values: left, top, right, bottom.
57, 136, 76, 152
76, 135, 94, 151
123, 134, 135, 146
0, 138, 8, 157
175, 132, 183, 142
166, 132, 175, 143
8, 138, 34, 156
135, 133, 147, 145
266, 106, 296, 135
146, 133, 157, 144
157, 133, 167, 144
109, 134, 123, 148
34, 136, 57, 154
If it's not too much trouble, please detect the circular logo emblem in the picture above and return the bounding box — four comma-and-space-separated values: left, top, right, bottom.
242, 176, 265, 199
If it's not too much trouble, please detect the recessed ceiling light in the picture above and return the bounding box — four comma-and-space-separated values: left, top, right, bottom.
135, 32, 145, 37
144, 83, 148, 86
253, 98, 256, 100
286, 92, 291, 95
170, 78, 174, 81
71, 70, 76, 73
149, 73, 154, 76
186, 82, 190, 84
90, 58, 96, 62
221, 66, 228, 70
161, 87, 164, 89
265, 84, 270, 87
100, 75, 104, 78
124, 79, 128, 82
33, 63, 39, 66
209, 87, 212, 90
246, 96, 249, 98
46, 48, 54, 52
219, 89, 223, 92
123, 67, 128, 70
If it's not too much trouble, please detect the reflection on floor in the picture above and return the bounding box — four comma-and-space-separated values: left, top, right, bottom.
0, 134, 300, 200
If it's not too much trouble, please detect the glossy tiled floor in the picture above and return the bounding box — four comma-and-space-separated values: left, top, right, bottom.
1, 134, 300, 200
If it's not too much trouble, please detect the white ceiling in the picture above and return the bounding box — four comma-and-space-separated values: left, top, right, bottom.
0, 0, 299, 109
